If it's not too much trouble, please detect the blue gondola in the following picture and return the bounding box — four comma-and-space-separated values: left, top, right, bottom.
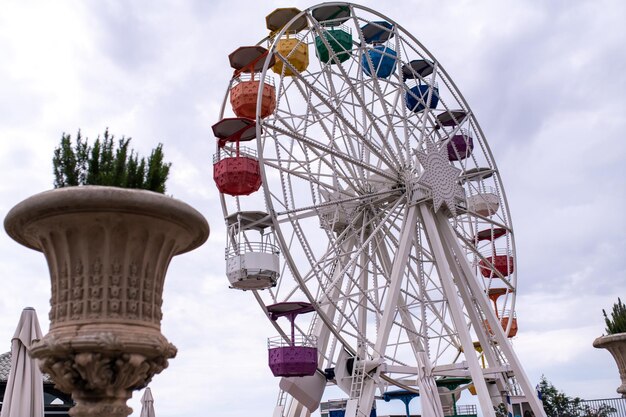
360, 21, 396, 79
406, 84, 439, 112
361, 45, 397, 78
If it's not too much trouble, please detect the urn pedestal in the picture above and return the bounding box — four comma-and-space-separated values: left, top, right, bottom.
4, 186, 210, 417
593, 333, 626, 398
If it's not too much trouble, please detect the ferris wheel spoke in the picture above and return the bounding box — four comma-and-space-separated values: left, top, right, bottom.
304, 205, 414, 367
316, 147, 367, 192
273, 85, 307, 134
391, 29, 422, 160
315, 199, 403, 303
370, 231, 424, 358
275, 72, 366, 183
292, 37, 400, 170
372, 222, 460, 367
336, 84, 404, 171
352, 24, 410, 166
266, 123, 396, 184
265, 157, 350, 200
273, 190, 403, 242
348, 75, 409, 165
321, 62, 403, 171
300, 241, 357, 290
271, 97, 398, 193
298, 213, 384, 312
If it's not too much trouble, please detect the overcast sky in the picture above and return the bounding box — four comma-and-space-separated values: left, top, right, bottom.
0, 1, 624, 416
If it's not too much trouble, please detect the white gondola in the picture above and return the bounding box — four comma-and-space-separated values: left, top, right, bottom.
466, 187, 500, 217
225, 211, 279, 290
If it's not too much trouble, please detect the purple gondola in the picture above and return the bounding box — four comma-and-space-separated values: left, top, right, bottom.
267, 301, 318, 377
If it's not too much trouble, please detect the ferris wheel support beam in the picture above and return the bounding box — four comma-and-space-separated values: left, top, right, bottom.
357, 215, 370, 359
372, 225, 445, 417
346, 204, 419, 417
434, 216, 512, 406
436, 214, 547, 417
396, 299, 446, 417
419, 205, 497, 417
372, 205, 419, 355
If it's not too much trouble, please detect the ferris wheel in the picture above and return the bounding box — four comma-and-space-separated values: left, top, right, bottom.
212, 4, 546, 417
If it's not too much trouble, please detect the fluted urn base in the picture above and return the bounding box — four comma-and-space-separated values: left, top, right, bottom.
594, 333, 626, 398
4, 186, 210, 417
31, 325, 176, 417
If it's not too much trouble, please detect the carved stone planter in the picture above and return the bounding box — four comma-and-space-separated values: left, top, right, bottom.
593, 333, 626, 398
4, 186, 210, 417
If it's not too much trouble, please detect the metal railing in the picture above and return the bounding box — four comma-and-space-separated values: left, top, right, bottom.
274, 30, 307, 41
456, 404, 478, 416
319, 24, 352, 34
498, 309, 516, 319
442, 404, 478, 416
480, 248, 513, 257
231, 72, 275, 86
225, 241, 279, 258
567, 397, 626, 417
321, 399, 348, 412
213, 146, 258, 163
466, 186, 497, 197
268, 334, 317, 348
446, 128, 473, 139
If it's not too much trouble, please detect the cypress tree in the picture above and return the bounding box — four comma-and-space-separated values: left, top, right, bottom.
145, 143, 171, 193
52, 129, 170, 193
603, 298, 626, 335
53, 133, 80, 187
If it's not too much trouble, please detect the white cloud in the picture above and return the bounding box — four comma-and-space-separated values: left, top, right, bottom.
0, 1, 624, 417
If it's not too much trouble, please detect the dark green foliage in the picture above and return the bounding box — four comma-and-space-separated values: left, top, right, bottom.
53, 131, 88, 187
494, 403, 507, 417
52, 129, 171, 193
603, 298, 626, 335
86, 137, 101, 184
145, 144, 169, 194
539, 376, 574, 417
538, 376, 615, 417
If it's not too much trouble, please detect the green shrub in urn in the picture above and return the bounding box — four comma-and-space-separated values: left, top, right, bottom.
603, 298, 626, 335
52, 128, 171, 193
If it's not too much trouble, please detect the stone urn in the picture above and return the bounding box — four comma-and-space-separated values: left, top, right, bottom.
4, 186, 210, 417
593, 333, 626, 398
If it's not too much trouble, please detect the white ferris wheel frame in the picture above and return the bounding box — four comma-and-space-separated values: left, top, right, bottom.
217, 3, 546, 417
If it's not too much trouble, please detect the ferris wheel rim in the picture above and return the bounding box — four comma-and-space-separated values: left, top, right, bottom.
215, 1, 521, 400
253, 1, 517, 349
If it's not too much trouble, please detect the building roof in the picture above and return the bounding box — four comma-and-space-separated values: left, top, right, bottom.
0, 351, 52, 383
0, 352, 10, 381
